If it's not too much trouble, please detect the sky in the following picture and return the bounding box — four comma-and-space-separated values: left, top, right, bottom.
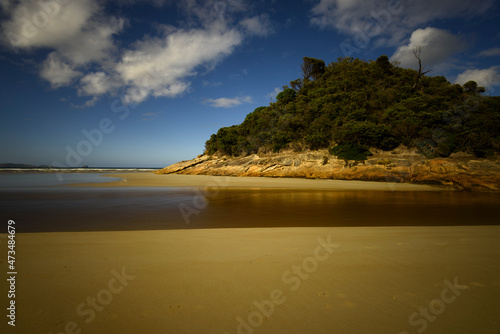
0, 0, 499, 168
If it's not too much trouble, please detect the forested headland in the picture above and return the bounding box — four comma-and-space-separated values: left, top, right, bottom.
204, 55, 500, 161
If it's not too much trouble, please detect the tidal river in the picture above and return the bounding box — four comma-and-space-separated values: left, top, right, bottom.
1, 173, 499, 233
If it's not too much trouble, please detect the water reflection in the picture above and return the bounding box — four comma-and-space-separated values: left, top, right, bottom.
2, 187, 499, 232
194, 190, 500, 229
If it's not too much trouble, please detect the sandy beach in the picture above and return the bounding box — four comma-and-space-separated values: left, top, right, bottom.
3, 226, 500, 334
2, 174, 499, 333
77, 172, 445, 191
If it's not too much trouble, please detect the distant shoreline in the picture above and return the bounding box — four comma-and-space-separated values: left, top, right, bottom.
0, 167, 159, 174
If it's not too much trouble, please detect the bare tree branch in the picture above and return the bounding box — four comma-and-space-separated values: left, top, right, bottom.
412, 45, 430, 91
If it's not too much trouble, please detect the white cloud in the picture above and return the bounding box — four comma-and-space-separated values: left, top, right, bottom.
1, 0, 123, 90
240, 14, 274, 36
1, 0, 271, 107
2, 0, 98, 49
390, 27, 466, 69
310, 0, 495, 45
78, 72, 114, 96
455, 66, 500, 91
55, 17, 124, 66
40, 52, 82, 88
204, 96, 252, 108
2, 0, 124, 65
479, 47, 500, 57
116, 24, 243, 104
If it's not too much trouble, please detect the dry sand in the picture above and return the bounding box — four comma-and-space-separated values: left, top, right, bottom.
78, 172, 445, 191
3, 226, 500, 334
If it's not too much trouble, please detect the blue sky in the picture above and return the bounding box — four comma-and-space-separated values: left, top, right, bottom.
0, 0, 499, 167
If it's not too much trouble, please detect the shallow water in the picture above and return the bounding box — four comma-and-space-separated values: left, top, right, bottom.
0, 172, 122, 188
1, 173, 499, 232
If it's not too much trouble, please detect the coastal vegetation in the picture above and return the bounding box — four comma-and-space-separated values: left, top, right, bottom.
205, 55, 500, 160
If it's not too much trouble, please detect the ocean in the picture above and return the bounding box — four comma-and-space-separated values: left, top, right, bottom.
0, 167, 158, 187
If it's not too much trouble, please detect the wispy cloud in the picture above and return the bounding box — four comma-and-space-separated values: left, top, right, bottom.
142, 112, 160, 116
229, 69, 249, 80
310, 0, 495, 46
478, 47, 500, 57
142, 111, 162, 120
240, 14, 274, 36
71, 96, 100, 109
202, 80, 223, 87
203, 96, 253, 108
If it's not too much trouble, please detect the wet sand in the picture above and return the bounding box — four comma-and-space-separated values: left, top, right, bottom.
3, 226, 500, 334
76, 172, 446, 191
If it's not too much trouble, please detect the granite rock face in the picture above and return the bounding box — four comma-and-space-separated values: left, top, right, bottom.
155, 150, 500, 191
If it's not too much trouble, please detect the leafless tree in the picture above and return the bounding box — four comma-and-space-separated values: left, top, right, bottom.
412, 45, 430, 91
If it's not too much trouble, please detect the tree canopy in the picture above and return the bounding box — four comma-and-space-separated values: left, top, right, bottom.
301, 56, 325, 81
205, 56, 499, 160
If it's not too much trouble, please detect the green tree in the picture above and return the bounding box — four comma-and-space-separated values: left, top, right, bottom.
301, 57, 325, 81
375, 55, 392, 74
205, 134, 218, 155
276, 88, 296, 104
463, 80, 486, 95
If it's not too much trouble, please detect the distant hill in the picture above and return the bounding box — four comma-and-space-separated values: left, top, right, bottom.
204, 56, 500, 160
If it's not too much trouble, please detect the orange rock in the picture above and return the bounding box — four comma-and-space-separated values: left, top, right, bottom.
155, 150, 500, 192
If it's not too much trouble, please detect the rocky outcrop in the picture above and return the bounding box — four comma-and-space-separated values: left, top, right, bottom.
155, 149, 500, 191
157, 155, 211, 174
